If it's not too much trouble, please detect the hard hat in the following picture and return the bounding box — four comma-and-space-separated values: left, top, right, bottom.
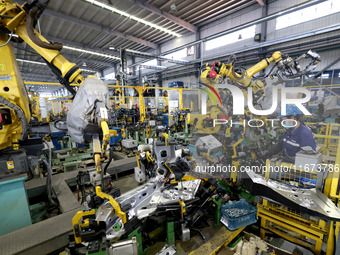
278, 105, 302, 118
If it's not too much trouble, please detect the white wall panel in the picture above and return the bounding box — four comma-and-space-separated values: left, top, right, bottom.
317, 50, 340, 70
199, 4, 261, 38
160, 33, 197, 53
103, 67, 115, 76
267, 0, 340, 41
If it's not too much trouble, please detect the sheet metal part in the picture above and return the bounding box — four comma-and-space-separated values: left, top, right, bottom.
244, 170, 340, 220
180, 223, 190, 241
134, 179, 201, 219
107, 237, 138, 255
95, 179, 201, 240
195, 135, 223, 155
153, 141, 176, 169
96, 180, 162, 239
149, 179, 201, 205
155, 244, 177, 255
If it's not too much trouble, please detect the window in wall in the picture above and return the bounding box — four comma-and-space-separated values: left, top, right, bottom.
276, 0, 340, 30
104, 72, 115, 80
205, 25, 256, 51
187, 46, 195, 56
141, 59, 157, 69
164, 48, 187, 60
321, 73, 330, 79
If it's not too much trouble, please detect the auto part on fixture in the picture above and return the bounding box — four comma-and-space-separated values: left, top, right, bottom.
243, 170, 340, 221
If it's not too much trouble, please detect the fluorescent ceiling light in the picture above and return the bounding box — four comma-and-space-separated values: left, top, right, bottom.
63, 45, 120, 60
17, 59, 45, 65
84, 0, 181, 37
81, 68, 97, 73
17, 59, 97, 73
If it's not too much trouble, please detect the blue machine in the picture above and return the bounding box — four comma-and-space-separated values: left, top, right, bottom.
0, 177, 32, 235
168, 81, 184, 88
162, 114, 169, 126
51, 131, 67, 150
109, 127, 123, 145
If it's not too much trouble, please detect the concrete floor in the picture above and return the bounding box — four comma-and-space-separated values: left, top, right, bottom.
112, 172, 139, 194
270, 238, 314, 255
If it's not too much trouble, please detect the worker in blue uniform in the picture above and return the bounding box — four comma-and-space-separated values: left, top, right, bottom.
264, 105, 317, 162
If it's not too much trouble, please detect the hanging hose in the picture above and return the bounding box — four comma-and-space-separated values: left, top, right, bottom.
26, 6, 62, 50
42, 159, 58, 206
231, 66, 246, 80
103, 147, 114, 176
0, 30, 13, 47
25, 156, 35, 182
53, 119, 68, 131
43, 140, 52, 167
0, 95, 28, 141
25, 2, 78, 95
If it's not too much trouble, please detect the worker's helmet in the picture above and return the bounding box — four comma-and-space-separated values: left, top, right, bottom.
278, 105, 302, 118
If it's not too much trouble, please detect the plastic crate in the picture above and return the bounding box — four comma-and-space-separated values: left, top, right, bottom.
220, 199, 257, 231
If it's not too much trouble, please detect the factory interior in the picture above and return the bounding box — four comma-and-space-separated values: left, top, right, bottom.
1, 0, 340, 254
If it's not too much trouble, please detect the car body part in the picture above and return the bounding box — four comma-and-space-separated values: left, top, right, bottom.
243, 170, 340, 221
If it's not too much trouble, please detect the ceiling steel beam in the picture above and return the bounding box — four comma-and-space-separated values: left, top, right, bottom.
256, 0, 266, 6
20, 71, 59, 81
169, 0, 211, 17
15, 0, 158, 49
44, 36, 120, 61
22, 76, 55, 81
22, 74, 57, 80
72, 58, 113, 68
15, 45, 110, 68
130, 0, 198, 32
179, 0, 238, 21
89, 5, 143, 49
193, 1, 255, 26
188, 0, 251, 23
19, 66, 54, 74
43, 9, 158, 49
126, 49, 189, 65
139, 65, 167, 70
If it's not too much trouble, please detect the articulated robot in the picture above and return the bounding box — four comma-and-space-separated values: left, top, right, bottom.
201, 50, 320, 93
188, 50, 320, 135
0, 0, 112, 177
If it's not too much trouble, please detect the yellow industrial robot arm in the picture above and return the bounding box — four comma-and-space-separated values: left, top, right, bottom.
201, 51, 283, 94
1, 0, 84, 89
201, 50, 320, 95
0, 0, 110, 173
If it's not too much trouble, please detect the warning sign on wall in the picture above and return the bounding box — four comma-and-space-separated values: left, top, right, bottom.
7, 161, 14, 169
